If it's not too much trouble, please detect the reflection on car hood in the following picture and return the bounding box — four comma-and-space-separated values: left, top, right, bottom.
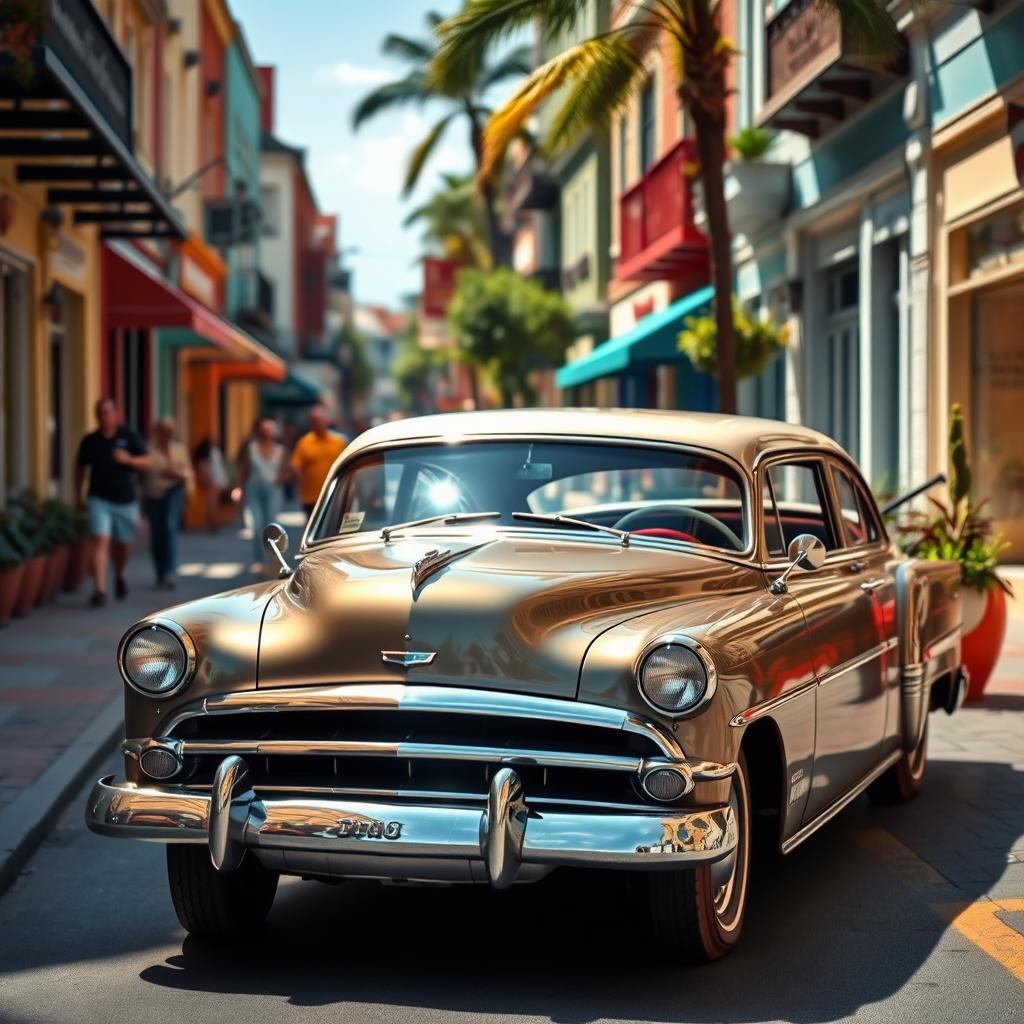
256, 531, 752, 699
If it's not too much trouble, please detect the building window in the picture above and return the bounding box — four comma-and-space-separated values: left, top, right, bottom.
640, 77, 656, 173
823, 260, 860, 459
262, 184, 280, 237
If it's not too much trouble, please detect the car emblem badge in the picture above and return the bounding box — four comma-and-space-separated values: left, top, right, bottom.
381, 650, 436, 667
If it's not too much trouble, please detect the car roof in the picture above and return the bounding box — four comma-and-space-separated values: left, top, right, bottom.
343, 408, 845, 472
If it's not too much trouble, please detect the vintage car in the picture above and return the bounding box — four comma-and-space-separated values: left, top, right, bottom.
86, 409, 966, 961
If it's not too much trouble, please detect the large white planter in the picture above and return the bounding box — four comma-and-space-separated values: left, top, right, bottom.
694, 161, 792, 241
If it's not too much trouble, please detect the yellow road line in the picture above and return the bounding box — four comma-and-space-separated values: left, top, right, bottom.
938, 900, 1024, 985
851, 827, 1024, 984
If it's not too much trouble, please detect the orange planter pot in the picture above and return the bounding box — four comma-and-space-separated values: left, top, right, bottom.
961, 585, 1008, 702
0, 563, 24, 626
40, 545, 69, 604
14, 555, 46, 617
63, 540, 88, 592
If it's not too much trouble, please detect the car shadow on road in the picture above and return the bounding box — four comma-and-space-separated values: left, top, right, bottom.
133, 756, 1023, 1023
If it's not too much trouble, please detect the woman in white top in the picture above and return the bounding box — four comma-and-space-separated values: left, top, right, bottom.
232, 417, 288, 570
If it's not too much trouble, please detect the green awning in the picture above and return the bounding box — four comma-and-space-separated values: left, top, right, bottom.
261, 369, 324, 406
556, 284, 713, 390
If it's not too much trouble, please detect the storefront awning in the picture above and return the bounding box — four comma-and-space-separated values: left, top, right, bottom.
261, 369, 326, 407
556, 285, 713, 390
0, 0, 185, 239
104, 244, 285, 379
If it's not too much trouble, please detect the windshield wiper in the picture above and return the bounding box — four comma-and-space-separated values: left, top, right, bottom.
512, 512, 631, 548
381, 511, 501, 543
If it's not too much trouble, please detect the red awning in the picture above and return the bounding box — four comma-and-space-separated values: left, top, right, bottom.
103, 244, 285, 378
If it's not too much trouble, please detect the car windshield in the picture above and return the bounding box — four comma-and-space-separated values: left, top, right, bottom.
308, 441, 748, 552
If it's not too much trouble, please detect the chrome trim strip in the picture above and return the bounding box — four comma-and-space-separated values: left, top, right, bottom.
160, 684, 686, 760
924, 625, 960, 660
780, 750, 902, 855
817, 637, 899, 687
85, 770, 738, 877
729, 678, 817, 728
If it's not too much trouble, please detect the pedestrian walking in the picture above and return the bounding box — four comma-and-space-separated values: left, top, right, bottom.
192, 436, 228, 533
73, 398, 150, 607
142, 417, 193, 590
231, 417, 288, 572
291, 404, 347, 518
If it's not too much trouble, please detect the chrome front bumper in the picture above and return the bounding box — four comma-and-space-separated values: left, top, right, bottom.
86, 755, 737, 888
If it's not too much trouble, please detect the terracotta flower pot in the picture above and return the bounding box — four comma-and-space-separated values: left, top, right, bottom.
63, 539, 88, 592
961, 584, 1008, 702
14, 555, 46, 617
45, 544, 70, 602
0, 563, 24, 626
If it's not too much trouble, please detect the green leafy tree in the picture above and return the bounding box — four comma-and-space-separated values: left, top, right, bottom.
447, 267, 574, 407
394, 313, 452, 414
337, 321, 374, 412
404, 172, 490, 269
352, 10, 531, 266
433, 0, 905, 413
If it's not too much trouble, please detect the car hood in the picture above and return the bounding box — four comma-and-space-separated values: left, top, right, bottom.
256, 532, 752, 699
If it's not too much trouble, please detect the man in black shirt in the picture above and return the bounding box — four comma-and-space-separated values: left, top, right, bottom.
74, 398, 150, 607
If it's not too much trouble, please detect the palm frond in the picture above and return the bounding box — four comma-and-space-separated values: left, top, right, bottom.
351, 73, 430, 130
381, 33, 434, 64
432, 0, 591, 95
480, 33, 645, 182
479, 44, 534, 91
402, 112, 457, 196
818, 0, 900, 53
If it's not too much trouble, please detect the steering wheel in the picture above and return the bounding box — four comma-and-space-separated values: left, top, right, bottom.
613, 504, 743, 550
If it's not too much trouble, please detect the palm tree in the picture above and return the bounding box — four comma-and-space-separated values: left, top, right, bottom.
432, 0, 903, 414
352, 10, 532, 267
403, 172, 491, 270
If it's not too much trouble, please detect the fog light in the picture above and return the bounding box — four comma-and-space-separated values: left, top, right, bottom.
140, 746, 181, 780
642, 766, 690, 802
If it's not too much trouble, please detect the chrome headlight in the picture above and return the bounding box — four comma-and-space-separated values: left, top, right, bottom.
118, 620, 196, 697
635, 635, 716, 715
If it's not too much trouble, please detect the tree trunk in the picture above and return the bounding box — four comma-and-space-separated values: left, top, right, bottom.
690, 104, 737, 415
467, 101, 510, 268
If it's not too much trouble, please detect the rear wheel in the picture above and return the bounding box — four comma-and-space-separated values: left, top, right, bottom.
646, 751, 751, 963
869, 720, 928, 804
166, 844, 279, 938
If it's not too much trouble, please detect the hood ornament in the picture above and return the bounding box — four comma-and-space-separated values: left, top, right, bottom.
411, 547, 454, 591
381, 650, 436, 667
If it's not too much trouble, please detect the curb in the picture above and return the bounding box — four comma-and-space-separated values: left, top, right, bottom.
0, 692, 123, 896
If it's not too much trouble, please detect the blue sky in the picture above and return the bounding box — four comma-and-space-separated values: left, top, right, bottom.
233, 1, 473, 310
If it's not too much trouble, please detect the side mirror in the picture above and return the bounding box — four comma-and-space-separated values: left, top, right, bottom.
770, 533, 826, 594
262, 522, 293, 578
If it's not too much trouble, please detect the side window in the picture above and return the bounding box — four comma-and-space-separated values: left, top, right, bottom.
831, 464, 880, 547
763, 461, 835, 557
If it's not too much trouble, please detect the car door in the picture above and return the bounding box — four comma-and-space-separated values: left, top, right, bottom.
760, 457, 888, 822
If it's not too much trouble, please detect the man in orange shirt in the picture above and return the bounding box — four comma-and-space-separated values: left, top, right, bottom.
291, 405, 347, 517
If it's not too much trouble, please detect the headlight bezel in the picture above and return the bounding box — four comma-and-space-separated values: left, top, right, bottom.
633, 633, 717, 717
117, 618, 197, 698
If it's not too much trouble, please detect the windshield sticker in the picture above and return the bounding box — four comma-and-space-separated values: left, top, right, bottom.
340, 511, 365, 533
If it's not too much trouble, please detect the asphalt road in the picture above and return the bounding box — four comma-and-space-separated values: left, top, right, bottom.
1, 724, 1022, 1024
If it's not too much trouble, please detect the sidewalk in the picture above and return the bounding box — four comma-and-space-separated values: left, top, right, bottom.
0, 521, 258, 890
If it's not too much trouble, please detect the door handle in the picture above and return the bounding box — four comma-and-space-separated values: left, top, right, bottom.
848, 561, 865, 573
860, 578, 886, 593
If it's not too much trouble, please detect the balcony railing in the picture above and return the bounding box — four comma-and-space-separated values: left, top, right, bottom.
616, 138, 707, 283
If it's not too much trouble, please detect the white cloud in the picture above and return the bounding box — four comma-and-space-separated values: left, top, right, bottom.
322, 113, 465, 199
320, 61, 392, 87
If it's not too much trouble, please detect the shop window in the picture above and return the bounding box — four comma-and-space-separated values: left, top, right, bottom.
823, 260, 859, 459
964, 202, 1024, 282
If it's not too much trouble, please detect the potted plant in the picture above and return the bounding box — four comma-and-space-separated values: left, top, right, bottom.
678, 298, 789, 380
63, 505, 90, 593
0, 513, 28, 626
9, 497, 45, 617
39, 499, 75, 602
898, 404, 1013, 701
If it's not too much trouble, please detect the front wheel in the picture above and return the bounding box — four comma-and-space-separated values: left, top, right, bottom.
646, 751, 752, 963
166, 844, 279, 938
869, 720, 928, 804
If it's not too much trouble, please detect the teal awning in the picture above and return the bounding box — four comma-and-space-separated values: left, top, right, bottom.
261, 369, 324, 406
556, 284, 713, 390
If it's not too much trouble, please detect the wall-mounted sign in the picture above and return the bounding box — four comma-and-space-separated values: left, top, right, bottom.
42, 0, 132, 150
51, 234, 86, 285
765, 0, 840, 111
